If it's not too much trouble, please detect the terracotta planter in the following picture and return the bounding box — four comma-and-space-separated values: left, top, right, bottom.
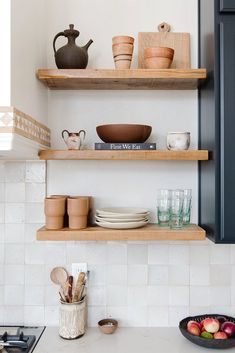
67, 197, 90, 230
50, 195, 69, 227
112, 35, 134, 45
144, 57, 173, 69
144, 47, 174, 60
44, 197, 66, 230
112, 43, 134, 69
144, 47, 174, 69
112, 43, 134, 56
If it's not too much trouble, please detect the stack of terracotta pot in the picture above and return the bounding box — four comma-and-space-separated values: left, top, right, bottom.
112, 36, 134, 69
44, 195, 91, 230
144, 47, 174, 69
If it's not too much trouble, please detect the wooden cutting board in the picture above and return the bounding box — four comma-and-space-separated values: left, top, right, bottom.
138, 23, 191, 69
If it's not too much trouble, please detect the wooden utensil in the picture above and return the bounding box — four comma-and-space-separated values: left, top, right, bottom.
73, 272, 86, 302
138, 22, 190, 69
50, 267, 68, 300
67, 275, 73, 303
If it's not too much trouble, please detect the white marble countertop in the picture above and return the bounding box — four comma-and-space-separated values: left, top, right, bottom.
34, 327, 234, 353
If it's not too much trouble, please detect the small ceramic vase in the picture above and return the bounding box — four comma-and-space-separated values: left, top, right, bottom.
62, 130, 86, 150
167, 132, 191, 151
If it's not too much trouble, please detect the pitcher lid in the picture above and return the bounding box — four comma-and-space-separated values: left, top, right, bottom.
64, 24, 80, 37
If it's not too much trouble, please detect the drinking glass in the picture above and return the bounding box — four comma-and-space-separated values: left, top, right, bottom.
182, 189, 192, 225
170, 196, 183, 229
172, 189, 184, 199
156, 189, 172, 227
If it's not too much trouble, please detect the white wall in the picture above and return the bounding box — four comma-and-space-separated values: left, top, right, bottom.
10, 0, 48, 124
0, 0, 11, 105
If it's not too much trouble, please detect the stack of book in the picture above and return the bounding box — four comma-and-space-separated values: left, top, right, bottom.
94, 143, 156, 150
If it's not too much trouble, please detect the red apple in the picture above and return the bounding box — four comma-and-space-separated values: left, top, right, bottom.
214, 331, 228, 339
203, 318, 220, 333
187, 320, 202, 330
187, 323, 201, 336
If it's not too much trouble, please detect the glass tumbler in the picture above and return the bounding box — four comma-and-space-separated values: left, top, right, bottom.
182, 189, 192, 225
156, 189, 172, 227
170, 196, 183, 229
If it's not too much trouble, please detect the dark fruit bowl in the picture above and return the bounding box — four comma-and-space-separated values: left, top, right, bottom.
179, 314, 235, 349
96, 124, 152, 143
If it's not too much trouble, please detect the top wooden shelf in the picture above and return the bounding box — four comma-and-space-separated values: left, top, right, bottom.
36, 68, 207, 90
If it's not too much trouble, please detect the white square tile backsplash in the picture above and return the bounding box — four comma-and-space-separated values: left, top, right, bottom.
0, 161, 235, 327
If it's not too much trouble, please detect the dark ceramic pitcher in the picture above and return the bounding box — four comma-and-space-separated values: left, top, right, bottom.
53, 24, 93, 69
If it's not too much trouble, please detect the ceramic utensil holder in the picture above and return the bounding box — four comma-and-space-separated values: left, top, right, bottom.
44, 197, 66, 230
59, 296, 87, 339
67, 197, 89, 229
112, 39, 134, 69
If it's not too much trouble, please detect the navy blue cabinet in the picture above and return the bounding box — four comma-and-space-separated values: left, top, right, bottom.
199, 0, 235, 243
220, 0, 235, 12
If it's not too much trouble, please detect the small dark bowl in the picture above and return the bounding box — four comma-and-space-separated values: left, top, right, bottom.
96, 124, 152, 143
179, 314, 235, 349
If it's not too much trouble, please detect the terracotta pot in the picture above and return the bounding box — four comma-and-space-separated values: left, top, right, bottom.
144, 47, 174, 60
112, 36, 134, 45
50, 195, 69, 227
144, 47, 174, 69
144, 57, 172, 69
144, 56, 173, 69
44, 197, 66, 230
114, 57, 132, 69
112, 43, 134, 56
67, 197, 90, 230
112, 43, 134, 69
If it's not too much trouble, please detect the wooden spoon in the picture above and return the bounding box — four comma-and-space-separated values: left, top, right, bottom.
73, 272, 86, 302
50, 267, 68, 300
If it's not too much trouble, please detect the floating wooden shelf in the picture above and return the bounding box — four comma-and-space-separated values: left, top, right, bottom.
36, 69, 207, 90
36, 224, 205, 241
39, 149, 209, 161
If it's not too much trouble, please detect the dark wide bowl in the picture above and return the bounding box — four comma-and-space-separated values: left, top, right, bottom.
179, 314, 235, 349
96, 124, 152, 143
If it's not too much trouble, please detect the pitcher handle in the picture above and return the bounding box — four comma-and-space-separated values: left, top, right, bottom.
78, 130, 86, 146
62, 129, 69, 143
53, 32, 66, 54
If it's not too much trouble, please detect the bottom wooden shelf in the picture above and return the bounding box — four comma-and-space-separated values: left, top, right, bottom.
36, 224, 206, 241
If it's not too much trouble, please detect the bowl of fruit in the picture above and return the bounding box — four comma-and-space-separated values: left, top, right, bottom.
179, 314, 235, 349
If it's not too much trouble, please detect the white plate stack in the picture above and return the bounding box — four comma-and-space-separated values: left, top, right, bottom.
95, 207, 150, 229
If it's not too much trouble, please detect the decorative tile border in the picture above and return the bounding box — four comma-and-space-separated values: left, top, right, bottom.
0, 106, 51, 147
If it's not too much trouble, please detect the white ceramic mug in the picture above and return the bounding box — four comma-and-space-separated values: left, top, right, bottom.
167, 132, 190, 151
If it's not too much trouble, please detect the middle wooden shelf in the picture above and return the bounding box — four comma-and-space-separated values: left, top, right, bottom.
39, 149, 209, 161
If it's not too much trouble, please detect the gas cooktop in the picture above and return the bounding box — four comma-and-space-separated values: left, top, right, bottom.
0, 327, 45, 353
